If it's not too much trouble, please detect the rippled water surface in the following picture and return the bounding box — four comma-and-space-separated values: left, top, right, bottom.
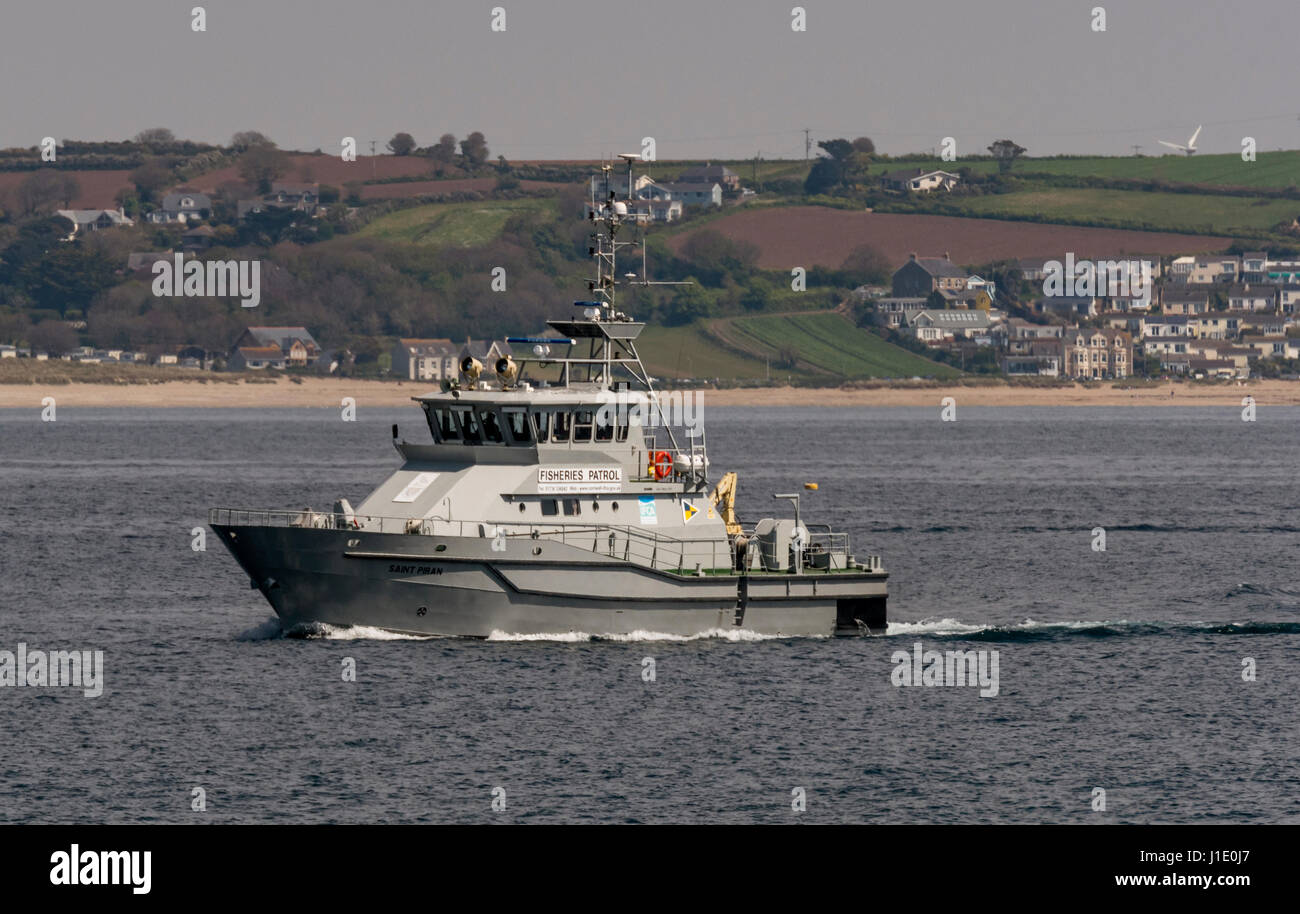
1, 405, 1297, 822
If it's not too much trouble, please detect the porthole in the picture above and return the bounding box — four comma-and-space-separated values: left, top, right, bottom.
592, 501, 599, 512
519, 502, 526, 513
435, 544, 447, 552
611, 502, 619, 512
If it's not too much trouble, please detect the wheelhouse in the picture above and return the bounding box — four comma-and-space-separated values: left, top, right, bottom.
421, 401, 632, 447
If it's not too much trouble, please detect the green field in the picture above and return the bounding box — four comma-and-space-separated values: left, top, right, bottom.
1012, 150, 1300, 189
869, 151, 1300, 189
942, 185, 1297, 235
662, 151, 1300, 190
652, 158, 811, 186
638, 322, 786, 380
356, 198, 557, 247
638, 311, 959, 381
729, 312, 961, 378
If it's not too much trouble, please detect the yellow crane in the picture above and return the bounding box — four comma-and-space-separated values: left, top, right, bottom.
709, 472, 742, 536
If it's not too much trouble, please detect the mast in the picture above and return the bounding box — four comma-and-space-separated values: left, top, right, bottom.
587, 153, 647, 320
584, 154, 686, 455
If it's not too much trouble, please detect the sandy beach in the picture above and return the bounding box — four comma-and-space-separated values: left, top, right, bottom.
0, 376, 1291, 408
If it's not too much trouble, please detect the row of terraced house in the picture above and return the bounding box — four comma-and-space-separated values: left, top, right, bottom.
858, 250, 1300, 380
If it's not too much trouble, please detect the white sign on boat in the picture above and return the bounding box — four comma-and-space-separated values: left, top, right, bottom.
537, 466, 623, 493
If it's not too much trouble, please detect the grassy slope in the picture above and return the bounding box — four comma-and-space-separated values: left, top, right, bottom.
728, 312, 960, 379
356, 198, 556, 247
945, 186, 1297, 234
671, 151, 1300, 190
875, 153, 1300, 241
874, 151, 1300, 188
638, 312, 958, 381
637, 323, 791, 381
1013, 151, 1300, 188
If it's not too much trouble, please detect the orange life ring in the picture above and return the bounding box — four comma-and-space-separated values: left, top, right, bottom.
652, 450, 672, 480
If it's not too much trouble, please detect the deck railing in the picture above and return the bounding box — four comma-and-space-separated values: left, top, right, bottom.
208, 506, 734, 572
207, 508, 873, 575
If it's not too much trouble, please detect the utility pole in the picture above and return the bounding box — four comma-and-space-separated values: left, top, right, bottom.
370, 140, 377, 178
804, 128, 811, 161
1131, 144, 1142, 157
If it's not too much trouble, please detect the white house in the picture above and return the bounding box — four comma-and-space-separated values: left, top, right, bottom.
1226, 283, 1277, 312
1141, 315, 1190, 338
662, 182, 722, 207
1187, 256, 1240, 285
905, 309, 993, 342
1243, 335, 1300, 360
882, 168, 960, 192
1277, 285, 1300, 314
145, 191, 212, 224
55, 208, 133, 238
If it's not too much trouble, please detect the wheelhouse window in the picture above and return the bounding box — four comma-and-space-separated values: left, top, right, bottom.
455, 407, 482, 444
429, 406, 460, 442
530, 410, 550, 442
479, 408, 505, 445
552, 411, 571, 442
433, 404, 542, 446
594, 408, 614, 442
562, 498, 581, 516
573, 409, 594, 443
503, 408, 532, 444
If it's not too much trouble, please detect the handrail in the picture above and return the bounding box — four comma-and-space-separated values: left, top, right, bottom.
207, 508, 865, 575
208, 506, 734, 572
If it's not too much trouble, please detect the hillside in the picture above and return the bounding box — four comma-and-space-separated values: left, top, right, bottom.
667, 206, 1232, 270
6, 142, 1300, 380
763, 150, 1300, 191
892, 150, 1300, 189
356, 198, 558, 246
943, 186, 1298, 237
637, 311, 958, 381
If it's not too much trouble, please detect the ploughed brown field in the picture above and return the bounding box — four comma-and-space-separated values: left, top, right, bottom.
670, 206, 1234, 269
0, 169, 136, 209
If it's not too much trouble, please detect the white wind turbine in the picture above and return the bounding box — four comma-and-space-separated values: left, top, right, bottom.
1158, 125, 1202, 155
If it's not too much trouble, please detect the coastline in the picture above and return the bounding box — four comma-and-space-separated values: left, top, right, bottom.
0, 376, 1288, 408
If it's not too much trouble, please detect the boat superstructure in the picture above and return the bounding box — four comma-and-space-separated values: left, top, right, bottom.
210, 155, 887, 637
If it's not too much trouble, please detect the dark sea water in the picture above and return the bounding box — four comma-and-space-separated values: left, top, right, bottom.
1, 404, 1298, 823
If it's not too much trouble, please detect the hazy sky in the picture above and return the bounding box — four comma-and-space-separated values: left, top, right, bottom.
3, 0, 1298, 160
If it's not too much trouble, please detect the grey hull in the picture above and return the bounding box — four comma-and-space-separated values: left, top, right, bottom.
212, 523, 888, 638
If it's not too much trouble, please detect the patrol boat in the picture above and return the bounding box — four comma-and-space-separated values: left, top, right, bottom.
209, 156, 888, 638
